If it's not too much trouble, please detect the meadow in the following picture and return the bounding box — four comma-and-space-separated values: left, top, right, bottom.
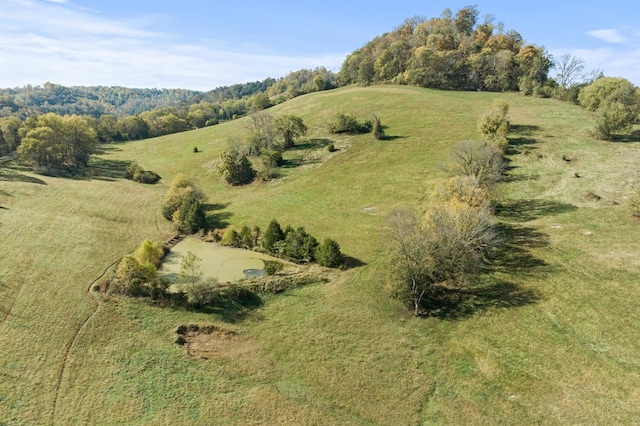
1, 85, 639, 424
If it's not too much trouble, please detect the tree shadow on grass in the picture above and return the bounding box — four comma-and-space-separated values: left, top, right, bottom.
280, 158, 305, 168
291, 138, 333, 151
343, 255, 367, 270
490, 223, 550, 274
605, 134, 640, 143
83, 157, 132, 181
426, 280, 541, 320
0, 167, 47, 185
189, 292, 263, 323
495, 199, 578, 223
203, 202, 233, 229
510, 124, 541, 136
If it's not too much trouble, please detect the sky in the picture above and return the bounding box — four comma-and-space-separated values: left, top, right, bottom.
0, 0, 639, 90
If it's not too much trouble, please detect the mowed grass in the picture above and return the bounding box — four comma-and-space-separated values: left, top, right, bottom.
1, 85, 640, 424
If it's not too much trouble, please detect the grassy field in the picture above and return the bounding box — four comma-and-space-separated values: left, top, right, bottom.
1, 85, 639, 424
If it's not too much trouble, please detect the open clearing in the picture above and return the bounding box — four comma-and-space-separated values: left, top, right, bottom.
1, 86, 639, 424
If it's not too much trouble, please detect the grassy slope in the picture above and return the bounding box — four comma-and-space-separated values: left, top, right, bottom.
1, 85, 639, 424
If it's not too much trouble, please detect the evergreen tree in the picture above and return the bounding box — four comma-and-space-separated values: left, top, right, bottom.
316, 238, 343, 268
262, 219, 284, 253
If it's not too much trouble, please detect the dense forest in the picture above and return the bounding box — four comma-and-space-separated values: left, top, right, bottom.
338, 6, 553, 93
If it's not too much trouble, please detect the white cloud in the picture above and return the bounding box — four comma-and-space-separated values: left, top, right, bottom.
587, 29, 627, 44
0, 0, 345, 90
44, 0, 68, 4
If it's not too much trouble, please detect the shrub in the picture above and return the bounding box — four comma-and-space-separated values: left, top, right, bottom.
627, 188, 640, 217
328, 112, 371, 134
162, 173, 206, 220
282, 226, 318, 262
184, 277, 219, 306
327, 143, 336, 152
263, 260, 284, 276
220, 228, 240, 247
239, 225, 254, 249
446, 140, 506, 189
372, 114, 384, 140
125, 162, 161, 184
134, 239, 164, 268
593, 101, 637, 140
478, 99, 510, 152
431, 176, 492, 209
315, 238, 343, 268
111, 255, 159, 297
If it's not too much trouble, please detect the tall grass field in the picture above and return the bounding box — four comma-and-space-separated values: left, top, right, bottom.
1, 85, 639, 424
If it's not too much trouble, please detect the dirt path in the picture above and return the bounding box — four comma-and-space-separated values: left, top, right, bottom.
49, 257, 120, 424
49, 229, 178, 424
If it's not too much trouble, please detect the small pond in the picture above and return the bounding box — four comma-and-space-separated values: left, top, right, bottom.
159, 237, 280, 282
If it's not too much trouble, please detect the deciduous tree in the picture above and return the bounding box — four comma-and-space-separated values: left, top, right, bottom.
274, 114, 308, 149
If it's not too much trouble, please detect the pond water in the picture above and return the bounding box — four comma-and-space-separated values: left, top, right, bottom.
159, 237, 279, 282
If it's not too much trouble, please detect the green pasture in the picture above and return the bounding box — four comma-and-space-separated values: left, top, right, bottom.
1, 85, 639, 424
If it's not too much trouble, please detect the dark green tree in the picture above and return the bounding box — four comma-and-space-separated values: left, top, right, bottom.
174, 195, 206, 234
263, 219, 285, 253
316, 238, 343, 268
216, 148, 256, 185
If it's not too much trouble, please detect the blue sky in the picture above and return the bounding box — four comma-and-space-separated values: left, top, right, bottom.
1, 0, 638, 90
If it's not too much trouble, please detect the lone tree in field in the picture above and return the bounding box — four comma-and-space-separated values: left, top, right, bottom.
216, 147, 256, 186
246, 113, 276, 155
386, 201, 499, 316
274, 114, 308, 149
162, 173, 206, 221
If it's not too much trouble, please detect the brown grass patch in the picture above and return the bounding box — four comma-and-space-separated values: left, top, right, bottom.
175, 324, 257, 360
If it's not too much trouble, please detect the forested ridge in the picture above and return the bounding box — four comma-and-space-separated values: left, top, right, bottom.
1, 6, 638, 163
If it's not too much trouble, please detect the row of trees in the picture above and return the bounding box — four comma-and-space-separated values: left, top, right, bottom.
386, 100, 508, 315
219, 219, 343, 268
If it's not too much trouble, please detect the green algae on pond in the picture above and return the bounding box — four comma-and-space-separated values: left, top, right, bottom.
159, 237, 282, 282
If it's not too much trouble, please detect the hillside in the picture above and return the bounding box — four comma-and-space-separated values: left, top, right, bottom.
1, 86, 639, 424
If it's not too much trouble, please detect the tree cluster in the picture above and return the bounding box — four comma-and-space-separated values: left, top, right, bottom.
216, 113, 308, 184
124, 162, 161, 184
162, 174, 207, 234
339, 6, 552, 93
387, 138, 505, 316
219, 219, 343, 268
17, 112, 98, 170
328, 112, 374, 134
108, 239, 168, 299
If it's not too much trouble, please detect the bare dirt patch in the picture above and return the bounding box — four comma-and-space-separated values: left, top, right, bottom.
175, 324, 257, 360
